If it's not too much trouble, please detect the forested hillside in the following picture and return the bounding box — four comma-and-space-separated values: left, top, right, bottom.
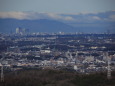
0, 69, 115, 86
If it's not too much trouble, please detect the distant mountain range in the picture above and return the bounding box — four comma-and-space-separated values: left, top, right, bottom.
0, 19, 77, 33
0, 11, 115, 33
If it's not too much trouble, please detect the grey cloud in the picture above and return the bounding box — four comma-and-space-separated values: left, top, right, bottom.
0, 11, 115, 23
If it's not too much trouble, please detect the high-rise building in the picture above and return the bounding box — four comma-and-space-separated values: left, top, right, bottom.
16, 27, 19, 34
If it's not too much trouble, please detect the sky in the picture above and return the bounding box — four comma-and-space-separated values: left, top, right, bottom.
0, 0, 115, 13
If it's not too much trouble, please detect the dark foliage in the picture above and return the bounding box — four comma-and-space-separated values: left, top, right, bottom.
0, 69, 115, 86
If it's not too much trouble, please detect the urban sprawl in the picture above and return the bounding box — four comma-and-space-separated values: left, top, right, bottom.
0, 28, 115, 74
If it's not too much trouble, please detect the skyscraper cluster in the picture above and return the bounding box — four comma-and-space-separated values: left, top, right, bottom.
16, 27, 29, 35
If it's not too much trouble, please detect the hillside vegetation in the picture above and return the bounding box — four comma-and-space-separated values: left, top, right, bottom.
0, 69, 115, 86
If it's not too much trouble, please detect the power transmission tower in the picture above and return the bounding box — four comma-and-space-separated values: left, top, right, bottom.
1, 65, 4, 82
107, 53, 111, 80
1, 53, 5, 82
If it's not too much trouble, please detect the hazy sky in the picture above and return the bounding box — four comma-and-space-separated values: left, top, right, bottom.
0, 0, 115, 13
